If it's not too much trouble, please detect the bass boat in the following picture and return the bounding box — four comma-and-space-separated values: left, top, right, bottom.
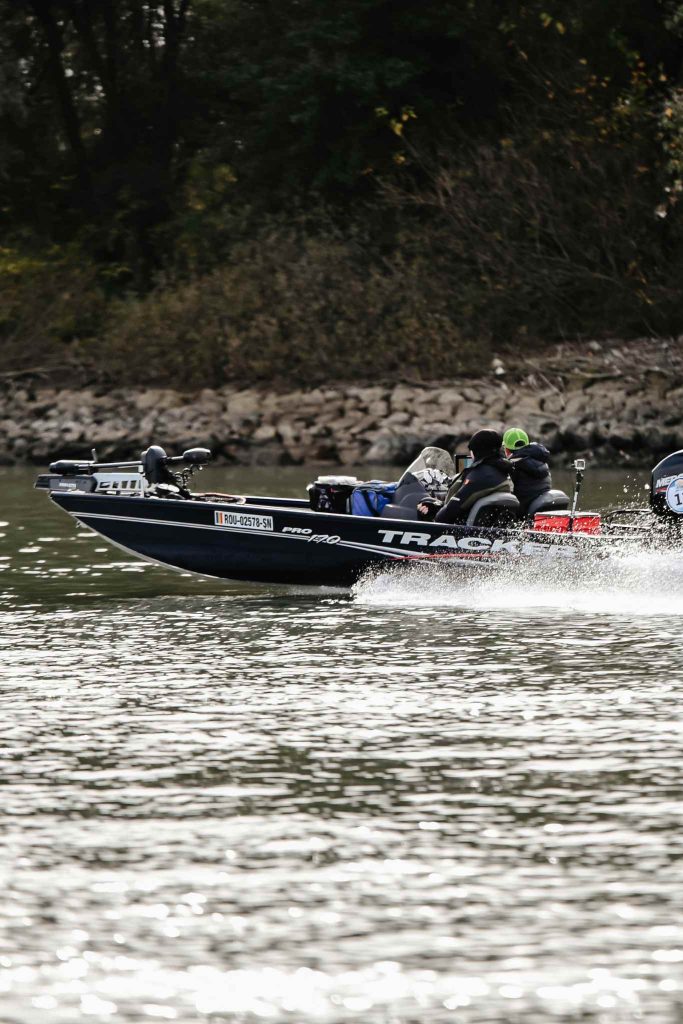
34, 444, 683, 587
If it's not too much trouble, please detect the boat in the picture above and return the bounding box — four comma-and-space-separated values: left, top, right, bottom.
34, 443, 683, 587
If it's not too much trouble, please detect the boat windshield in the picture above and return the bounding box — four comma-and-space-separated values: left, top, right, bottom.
397, 447, 455, 497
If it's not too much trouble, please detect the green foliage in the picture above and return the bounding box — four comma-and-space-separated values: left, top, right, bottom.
1, 0, 683, 385
0, 246, 107, 372
91, 220, 484, 386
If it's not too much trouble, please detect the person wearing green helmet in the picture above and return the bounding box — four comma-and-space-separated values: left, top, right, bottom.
503, 426, 553, 514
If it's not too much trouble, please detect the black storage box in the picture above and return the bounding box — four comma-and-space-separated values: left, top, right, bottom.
307, 476, 359, 514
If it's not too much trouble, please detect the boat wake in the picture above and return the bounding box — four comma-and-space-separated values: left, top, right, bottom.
353, 548, 683, 617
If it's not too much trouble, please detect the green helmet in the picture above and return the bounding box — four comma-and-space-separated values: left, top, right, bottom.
503, 427, 529, 451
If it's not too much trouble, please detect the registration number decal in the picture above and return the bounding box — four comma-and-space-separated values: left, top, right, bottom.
214, 510, 274, 531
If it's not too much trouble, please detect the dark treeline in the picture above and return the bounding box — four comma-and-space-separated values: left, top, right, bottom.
2, 0, 683, 385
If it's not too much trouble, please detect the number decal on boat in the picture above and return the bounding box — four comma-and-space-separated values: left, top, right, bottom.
665, 477, 683, 514
214, 510, 274, 531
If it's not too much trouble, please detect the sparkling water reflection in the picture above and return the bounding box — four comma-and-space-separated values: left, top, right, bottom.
1, 466, 682, 1023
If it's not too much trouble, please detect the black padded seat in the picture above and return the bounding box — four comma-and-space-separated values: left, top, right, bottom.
380, 503, 419, 520
466, 492, 521, 527
380, 477, 424, 520
526, 489, 570, 517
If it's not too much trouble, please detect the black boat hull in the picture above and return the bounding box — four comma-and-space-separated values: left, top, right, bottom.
49, 491, 595, 587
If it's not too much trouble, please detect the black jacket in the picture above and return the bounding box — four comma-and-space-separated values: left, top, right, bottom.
435, 455, 512, 523
509, 443, 552, 511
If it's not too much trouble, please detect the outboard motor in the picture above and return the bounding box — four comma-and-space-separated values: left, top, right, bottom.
650, 449, 683, 519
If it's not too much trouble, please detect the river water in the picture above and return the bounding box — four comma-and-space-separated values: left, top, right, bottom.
2, 465, 683, 1024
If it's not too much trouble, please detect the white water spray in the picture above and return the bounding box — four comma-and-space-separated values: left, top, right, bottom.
353, 548, 683, 617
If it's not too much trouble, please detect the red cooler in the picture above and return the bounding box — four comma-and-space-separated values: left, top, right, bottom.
533, 511, 601, 535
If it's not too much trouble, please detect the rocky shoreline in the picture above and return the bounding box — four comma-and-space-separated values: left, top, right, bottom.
1, 338, 682, 467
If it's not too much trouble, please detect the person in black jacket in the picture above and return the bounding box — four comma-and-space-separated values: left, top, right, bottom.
417, 429, 513, 523
503, 427, 553, 514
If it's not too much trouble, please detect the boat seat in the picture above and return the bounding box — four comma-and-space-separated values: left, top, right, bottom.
380, 503, 419, 520
466, 492, 521, 527
526, 489, 570, 517
379, 478, 424, 520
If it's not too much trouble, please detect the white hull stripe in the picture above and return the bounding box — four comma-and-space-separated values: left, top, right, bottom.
71, 510, 492, 562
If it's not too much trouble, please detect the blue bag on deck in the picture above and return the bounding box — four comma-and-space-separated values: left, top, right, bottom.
350, 481, 398, 517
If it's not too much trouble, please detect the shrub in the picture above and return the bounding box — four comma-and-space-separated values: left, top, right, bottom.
0, 247, 107, 377
94, 225, 486, 387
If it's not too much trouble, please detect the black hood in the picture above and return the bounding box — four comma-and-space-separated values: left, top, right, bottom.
469, 453, 513, 476
468, 429, 503, 460
510, 442, 550, 463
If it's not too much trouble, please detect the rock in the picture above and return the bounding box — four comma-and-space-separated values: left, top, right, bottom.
222, 413, 259, 433
562, 393, 589, 420
369, 399, 389, 418
331, 414, 365, 434
608, 424, 640, 450
195, 391, 225, 415
252, 424, 277, 443
462, 386, 487, 403
248, 443, 287, 466
133, 389, 180, 412
390, 385, 423, 412
347, 386, 387, 403
308, 440, 338, 462
421, 421, 454, 438
282, 447, 306, 465
428, 432, 460, 451
560, 426, 590, 450
349, 414, 380, 437
315, 404, 345, 424
545, 430, 564, 454
11, 437, 29, 457
365, 432, 424, 464
435, 388, 464, 406
5, 339, 683, 466
0, 418, 22, 440
337, 445, 364, 465
303, 387, 330, 405
482, 395, 508, 419
277, 423, 298, 444
385, 411, 410, 426
226, 390, 261, 416
454, 401, 483, 421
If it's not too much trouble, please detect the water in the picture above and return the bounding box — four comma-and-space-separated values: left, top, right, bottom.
2, 465, 683, 1024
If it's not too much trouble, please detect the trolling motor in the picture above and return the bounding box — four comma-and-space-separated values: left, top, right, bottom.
37, 445, 212, 497
140, 445, 212, 497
